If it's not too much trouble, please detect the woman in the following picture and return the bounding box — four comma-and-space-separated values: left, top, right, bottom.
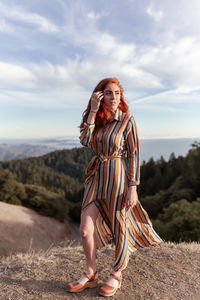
67, 78, 162, 297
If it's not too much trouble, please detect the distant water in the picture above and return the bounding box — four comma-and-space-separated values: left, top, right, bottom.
140, 138, 198, 162
0, 137, 199, 162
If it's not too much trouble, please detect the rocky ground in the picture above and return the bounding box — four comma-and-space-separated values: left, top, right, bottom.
0, 241, 200, 300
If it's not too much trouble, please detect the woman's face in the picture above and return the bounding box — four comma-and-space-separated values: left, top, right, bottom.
103, 83, 121, 112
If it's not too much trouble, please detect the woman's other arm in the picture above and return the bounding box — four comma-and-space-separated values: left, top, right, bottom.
124, 115, 140, 210
125, 115, 140, 186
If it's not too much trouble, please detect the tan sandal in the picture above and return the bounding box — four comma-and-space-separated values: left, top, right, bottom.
67, 271, 98, 293
98, 272, 122, 297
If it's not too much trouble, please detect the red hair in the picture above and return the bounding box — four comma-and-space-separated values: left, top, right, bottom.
80, 78, 129, 129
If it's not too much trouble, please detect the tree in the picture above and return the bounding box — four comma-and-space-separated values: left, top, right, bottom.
154, 199, 200, 242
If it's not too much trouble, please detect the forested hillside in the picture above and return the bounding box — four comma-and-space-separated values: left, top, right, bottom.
0, 142, 200, 242
0, 148, 93, 222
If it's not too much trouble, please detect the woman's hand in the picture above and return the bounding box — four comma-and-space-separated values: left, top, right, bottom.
90, 91, 104, 113
126, 186, 138, 211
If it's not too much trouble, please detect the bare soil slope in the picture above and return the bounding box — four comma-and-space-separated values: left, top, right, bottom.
0, 242, 199, 300
0, 202, 71, 256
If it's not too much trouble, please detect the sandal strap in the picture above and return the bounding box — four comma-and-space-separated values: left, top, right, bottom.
110, 273, 122, 282
83, 271, 97, 280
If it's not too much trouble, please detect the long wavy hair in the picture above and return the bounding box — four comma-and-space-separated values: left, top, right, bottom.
80, 78, 129, 129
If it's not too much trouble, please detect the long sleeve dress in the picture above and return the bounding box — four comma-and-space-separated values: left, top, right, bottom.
80, 109, 162, 272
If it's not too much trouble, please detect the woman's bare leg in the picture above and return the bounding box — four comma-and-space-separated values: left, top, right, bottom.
77, 202, 99, 284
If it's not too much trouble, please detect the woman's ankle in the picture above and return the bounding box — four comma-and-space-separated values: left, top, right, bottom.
112, 270, 121, 277
85, 266, 97, 275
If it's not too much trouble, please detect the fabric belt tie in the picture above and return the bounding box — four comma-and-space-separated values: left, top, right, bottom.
84, 154, 123, 183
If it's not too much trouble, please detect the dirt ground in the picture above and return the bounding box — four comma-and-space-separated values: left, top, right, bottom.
0, 201, 71, 256
0, 241, 200, 300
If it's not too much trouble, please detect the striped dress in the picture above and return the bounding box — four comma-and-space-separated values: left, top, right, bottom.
80, 109, 162, 272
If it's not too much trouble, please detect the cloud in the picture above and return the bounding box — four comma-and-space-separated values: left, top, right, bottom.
137, 36, 200, 91
131, 87, 200, 115
0, 0, 200, 139
144, 0, 200, 38
0, 62, 36, 88
0, 0, 200, 114
146, 7, 163, 22
87, 11, 108, 20
57, 1, 199, 94
0, 55, 161, 110
0, 19, 15, 33
0, 88, 90, 109
0, 2, 59, 33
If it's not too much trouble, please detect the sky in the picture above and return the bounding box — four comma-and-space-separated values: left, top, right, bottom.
0, 0, 200, 139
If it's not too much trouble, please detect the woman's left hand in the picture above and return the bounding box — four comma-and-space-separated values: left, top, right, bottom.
126, 186, 138, 211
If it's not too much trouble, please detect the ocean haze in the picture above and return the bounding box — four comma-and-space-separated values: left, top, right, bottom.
140, 138, 198, 162
0, 137, 198, 162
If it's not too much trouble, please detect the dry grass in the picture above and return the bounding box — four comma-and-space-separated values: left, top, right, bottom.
0, 202, 71, 257
0, 241, 200, 300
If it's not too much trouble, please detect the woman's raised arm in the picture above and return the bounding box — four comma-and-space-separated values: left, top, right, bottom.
79, 91, 103, 147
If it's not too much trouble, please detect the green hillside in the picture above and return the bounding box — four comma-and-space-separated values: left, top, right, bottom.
0, 147, 93, 222
0, 143, 200, 242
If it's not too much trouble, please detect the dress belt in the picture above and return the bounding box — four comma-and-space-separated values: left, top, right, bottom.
98, 153, 123, 163
84, 154, 124, 183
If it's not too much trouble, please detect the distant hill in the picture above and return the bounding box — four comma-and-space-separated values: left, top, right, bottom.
0, 137, 197, 162
0, 143, 55, 161
0, 242, 199, 299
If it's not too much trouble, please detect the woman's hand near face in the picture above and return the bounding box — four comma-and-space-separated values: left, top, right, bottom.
90, 91, 104, 113
126, 186, 138, 211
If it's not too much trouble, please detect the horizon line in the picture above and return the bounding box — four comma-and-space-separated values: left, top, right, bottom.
0, 136, 200, 141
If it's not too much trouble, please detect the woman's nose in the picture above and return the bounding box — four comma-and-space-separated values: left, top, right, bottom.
110, 92, 115, 99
